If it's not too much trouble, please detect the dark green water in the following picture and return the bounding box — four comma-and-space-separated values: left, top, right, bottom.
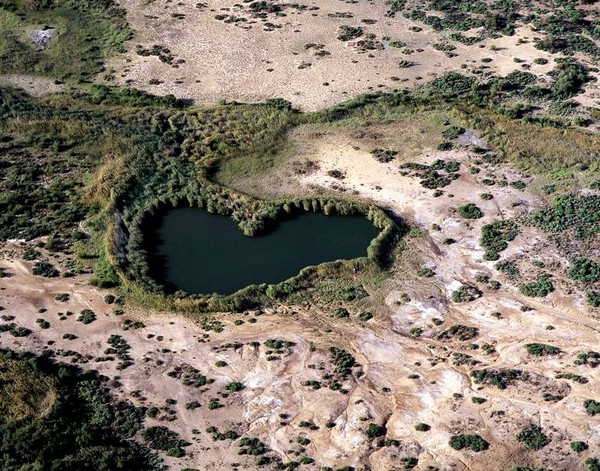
147, 208, 379, 295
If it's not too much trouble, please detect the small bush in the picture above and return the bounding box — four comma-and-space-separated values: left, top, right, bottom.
32, 261, 59, 278
77, 309, 97, 325
364, 423, 386, 438
525, 343, 561, 356
584, 399, 600, 416
587, 291, 600, 307
516, 425, 549, 450
225, 382, 244, 392
457, 203, 483, 219
587, 458, 600, 471
451, 284, 481, 303
337, 25, 363, 41
519, 276, 553, 297
448, 434, 489, 452
567, 257, 600, 283
10, 327, 32, 338
417, 268, 435, 277
571, 441, 588, 453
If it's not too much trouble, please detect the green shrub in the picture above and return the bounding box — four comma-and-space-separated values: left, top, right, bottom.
329, 347, 356, 379
451, 284, 481, 303
225, 382, 244, 392
519, 276, 554, 297
437, 324, 478, 341
529, 195, 600, 239
358, 311, 373, 322
525, 343, 561, 356
567, 257, 600, 283
584, 399, 600, 416
337, 25, 363, 41
471, 368, 522, 389
480, 220, 519, 255
77, 309, 96, 325
32, 261, 59, 278
496, 261, 520, 280
516, 425, 549, 450
371, 148, 398, 163
409, 327, 423, 337
571, 441, 588, 453
417, 268, 435, 277
448, 434, 489, 452
364, 423, 386, 438
36, 318, 50, 329
587, 458, 600, 471
333, 307, 350, 319
22, 248, 40, 260
10, 327, 32, 337
587, 291, 600, 307
457, 203, 483, 219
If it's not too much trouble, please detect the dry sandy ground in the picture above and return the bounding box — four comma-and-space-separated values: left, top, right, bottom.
105, 0, 584, 111
3, 124, 600, 469
0, 74, 66, 96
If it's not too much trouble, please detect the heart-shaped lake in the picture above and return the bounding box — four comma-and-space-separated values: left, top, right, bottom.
146, 207, 380, 295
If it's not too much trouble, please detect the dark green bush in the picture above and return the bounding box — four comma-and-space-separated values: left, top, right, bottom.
32, 261, 59, 278
587, 458, 600, 471
77, 309, 96, 325
519, 276, 554, 297
571, 441, 588, 453
417, 268, 435, 277
525, 343, 561, 356
456, 203, 483, 219
471, 368, 523, 389
364, 423, 386, 438
584, 399, 600, 416
587, 291, 600, 307
337, 25, 363, 41
567, 257, 600, 283
516, 425, 549, 450
480, 220, 519, 257
448, 434, 489, 452
451, 284, 481, 303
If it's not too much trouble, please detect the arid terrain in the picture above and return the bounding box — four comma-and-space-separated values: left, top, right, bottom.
3, 125, 600, 469
106, 0, 600, 111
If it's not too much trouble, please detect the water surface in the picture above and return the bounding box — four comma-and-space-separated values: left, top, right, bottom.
147, 208, 379, 294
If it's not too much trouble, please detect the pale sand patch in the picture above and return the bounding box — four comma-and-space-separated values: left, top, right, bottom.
0, 74, 66, 96
107, 0, 581, 111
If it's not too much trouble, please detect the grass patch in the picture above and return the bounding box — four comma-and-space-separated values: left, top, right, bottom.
0, 0, 131, 81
